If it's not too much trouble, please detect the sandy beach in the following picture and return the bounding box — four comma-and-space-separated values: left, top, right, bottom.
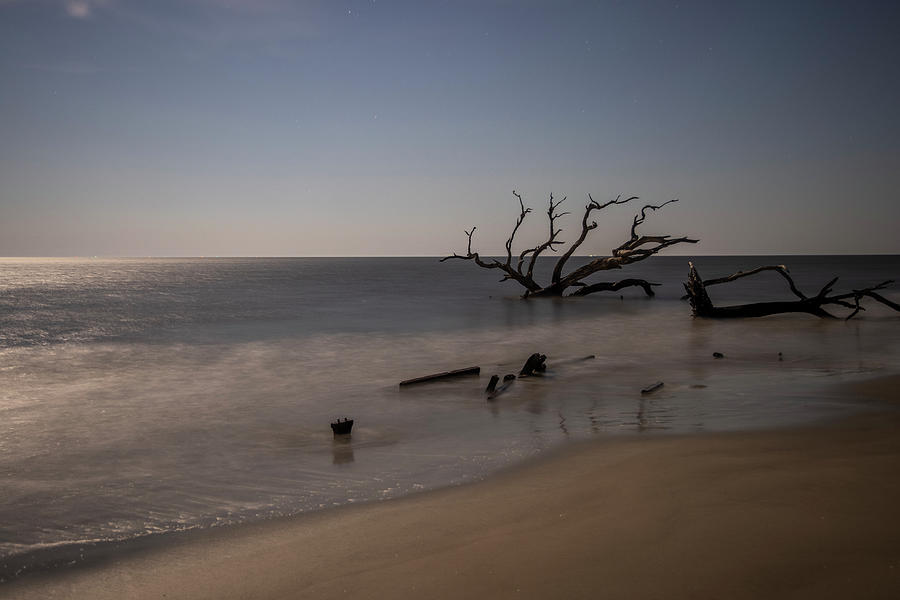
6, 375, 899, 599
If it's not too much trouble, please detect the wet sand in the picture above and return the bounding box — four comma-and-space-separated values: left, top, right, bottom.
9, 376, 900, 599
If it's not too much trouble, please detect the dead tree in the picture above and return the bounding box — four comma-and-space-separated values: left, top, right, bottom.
441, 192, 697, 297
684, 262, 900, 319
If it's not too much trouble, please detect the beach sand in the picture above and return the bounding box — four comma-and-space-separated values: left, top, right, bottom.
9, 376, 900, 599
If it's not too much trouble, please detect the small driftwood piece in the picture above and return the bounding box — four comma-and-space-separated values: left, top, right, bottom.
519, 353, 547, 376
553, 355, 596, 366
487, 374, 516, 400
399, 366, 481, 387
684, 262, 899, 320
641, 381, 664, 395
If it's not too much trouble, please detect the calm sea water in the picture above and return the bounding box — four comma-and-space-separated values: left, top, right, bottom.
1, 255, 898, 580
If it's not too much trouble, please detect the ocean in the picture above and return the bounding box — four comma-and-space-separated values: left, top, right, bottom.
1, 255, 898, 581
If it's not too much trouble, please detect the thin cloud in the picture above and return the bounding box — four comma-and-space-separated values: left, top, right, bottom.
110, 0, 321, 48
3, 0, 319, 41
20, 61, 101, 73
63, 0, 111, 19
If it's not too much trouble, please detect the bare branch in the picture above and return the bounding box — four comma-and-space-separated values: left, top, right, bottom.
816, 277, 840, 299
439, 227, 481, 262
567, 278, 662, 297
614, 200, 689, 258
864, 289, 900, 312
844, 296, 865, 320
505, 191, 532, 268
630, 199, 678, 240
522, 194, 568, 280
444, 190, 698, 298
702, 265, 807, 300
440, 219, 543, 292
551, 194, 636, 284
685, 264, 899, 320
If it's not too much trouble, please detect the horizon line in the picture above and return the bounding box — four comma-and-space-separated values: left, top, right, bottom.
2, 253, 899, 260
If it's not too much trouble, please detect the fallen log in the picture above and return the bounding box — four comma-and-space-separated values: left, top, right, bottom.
399, 366, 481, 387
684, 262, 899, 320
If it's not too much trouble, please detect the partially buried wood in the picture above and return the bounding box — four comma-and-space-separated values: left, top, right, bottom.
330, 418, 354, 436
399, 366, 481, 387
553, 355, 596, 366
684, 262, 900, 320
487, 375, 516, 401
641, 381, 664, 395
519, 353, 547, 376
485, 375, 500, 394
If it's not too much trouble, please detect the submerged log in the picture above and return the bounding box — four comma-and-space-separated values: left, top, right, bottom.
568, 279, 661, 297
641, 381, 664, 395
485, 375, 500, 394
487, 375, 517, 401
552, 355, 596, 367
684, 262, 899, 320
399, 366, 481, 387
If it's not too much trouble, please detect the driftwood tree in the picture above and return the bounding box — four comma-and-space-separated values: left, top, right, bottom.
684, 262, 900, 319
441, 192, 698, 297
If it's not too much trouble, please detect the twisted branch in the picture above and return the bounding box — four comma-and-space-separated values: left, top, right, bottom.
551, 194, 636, 284
701, 265, 807, 300
443, 190, 697, 298
518, 194, 568, 281
505, 191, 531, 268
684, 262, 899, 320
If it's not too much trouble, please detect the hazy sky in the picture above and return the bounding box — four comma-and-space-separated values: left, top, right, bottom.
1, 0, 898, 256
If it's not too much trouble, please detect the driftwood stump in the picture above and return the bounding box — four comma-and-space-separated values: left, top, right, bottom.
519, 353, 547, 376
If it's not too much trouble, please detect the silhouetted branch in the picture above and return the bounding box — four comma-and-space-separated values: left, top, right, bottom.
684, 262, 899, 320
701, 265, 807, 300
551, 194, 636, 285
568, 278, 661, 297
520, 194, 568, 281
443, 190, 697, 298
505, 191, 531, 268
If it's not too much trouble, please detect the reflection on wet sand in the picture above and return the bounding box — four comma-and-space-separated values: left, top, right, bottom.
636, 394, 673, 432
332, 437, 354, 465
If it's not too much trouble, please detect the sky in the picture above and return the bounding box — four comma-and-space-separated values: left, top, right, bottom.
1, 0, 898, 256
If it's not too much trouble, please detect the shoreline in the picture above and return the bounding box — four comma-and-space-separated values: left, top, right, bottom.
1, 368, 891, 583
7, 375, 900, 599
